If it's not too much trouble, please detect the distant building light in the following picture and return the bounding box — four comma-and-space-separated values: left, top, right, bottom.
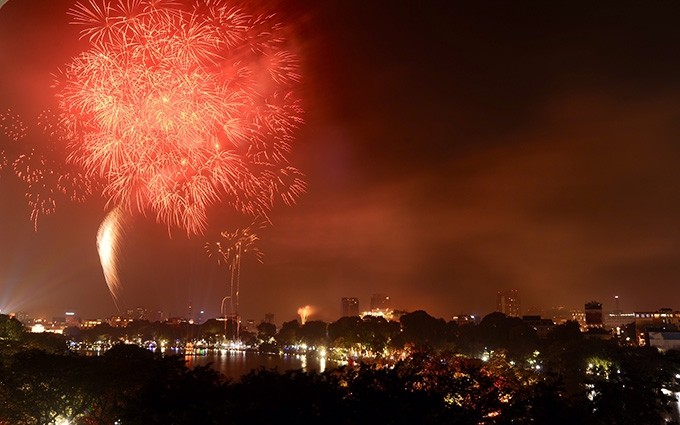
65, 312, 76, 316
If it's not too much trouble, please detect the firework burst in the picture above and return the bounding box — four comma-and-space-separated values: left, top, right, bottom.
206, 222, 263, 339
297, 305, 312, 325
58, 0, 306, 235
0, 109, 96, 230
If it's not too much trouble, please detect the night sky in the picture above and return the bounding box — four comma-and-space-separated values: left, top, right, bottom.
2, 0, 680, 324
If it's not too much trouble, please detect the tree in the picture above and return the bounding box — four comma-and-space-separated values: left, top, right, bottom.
399, 310, 447, 349
276, 320, 300, 347
200, 319, 224, 338
81, 322, 120, 343
0, 349, 94, 424
586, 347, 679, 424
546, 320, 583, 344
359, 315, 400, 353
21, 332, 68, 353
299, 321, 328, 347
328, 316, 362, 347
469, 312, 539, 360
115, 356, 225, 424
0, 314, 23, 341
229, 368, 343, 424
63, 326, 81, 340
256, 321, 277, 343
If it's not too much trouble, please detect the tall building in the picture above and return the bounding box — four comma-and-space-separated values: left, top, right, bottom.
64, 311, 79, 328
497, 290, 521, 317
585, 301, 603, 328
370, 294, 391, 312
341, 297, 360, 317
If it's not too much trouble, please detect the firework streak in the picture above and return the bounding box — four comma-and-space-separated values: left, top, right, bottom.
96, 206, 125, 307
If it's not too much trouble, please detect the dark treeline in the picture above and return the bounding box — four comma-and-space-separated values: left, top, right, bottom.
60, 310, 573, 355
1, 312, 680, 424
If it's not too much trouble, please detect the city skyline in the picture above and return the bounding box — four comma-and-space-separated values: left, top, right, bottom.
3, 1, 680, 322
1, 292, 651, 328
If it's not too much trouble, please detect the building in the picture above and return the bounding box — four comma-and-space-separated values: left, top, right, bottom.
497, 290, 521, 317
585, 301, 603, 328
522, 315, 555, 338
64, 311, 79, 328
648, 332, 680, 352
571, 310, 586, 328
605, 311, 635, 330
451, 314, 478, 326
370, 294, 391, 313
341, 297, 360, 317
634, 308, 680, 346
80, 319, 104, 329
108, 316, 133, 328
243, 319, 256, 333
360, 294, 395, 320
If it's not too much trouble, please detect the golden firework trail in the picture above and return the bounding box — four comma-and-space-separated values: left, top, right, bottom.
96, 206, 125, 308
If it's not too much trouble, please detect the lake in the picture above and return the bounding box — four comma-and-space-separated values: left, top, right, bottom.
183, 350, 337, 380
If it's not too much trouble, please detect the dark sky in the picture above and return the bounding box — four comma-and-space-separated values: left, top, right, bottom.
2, 0, 680, 324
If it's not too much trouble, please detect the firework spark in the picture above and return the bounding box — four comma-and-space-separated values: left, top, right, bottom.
297, 305, 312, 325
206, 222, 263, 339
206, 223, 265, 267
96, 206, 126, 308
0, 109, 96, 230
58, 0, 305, 235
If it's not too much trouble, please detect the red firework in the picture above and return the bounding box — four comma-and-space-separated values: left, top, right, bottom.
0, 109, 97, 230
58, 0, 305, 235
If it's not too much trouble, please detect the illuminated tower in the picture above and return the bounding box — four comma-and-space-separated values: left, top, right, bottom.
497, 290, 521, 317
585, 301, 603, 328
341, 297, 360, 317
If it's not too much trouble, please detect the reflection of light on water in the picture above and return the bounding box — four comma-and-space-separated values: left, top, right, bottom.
318, 347, 327, 373
185, 350, 338, 379
298, 350, 327, 373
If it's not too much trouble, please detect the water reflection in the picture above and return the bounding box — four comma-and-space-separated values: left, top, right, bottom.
184, 350, 335, 380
